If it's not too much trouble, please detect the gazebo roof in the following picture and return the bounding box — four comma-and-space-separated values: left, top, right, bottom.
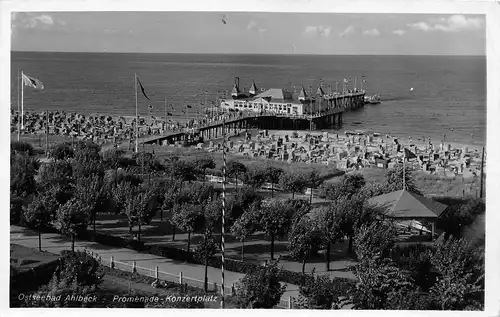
368, 189, 447, 219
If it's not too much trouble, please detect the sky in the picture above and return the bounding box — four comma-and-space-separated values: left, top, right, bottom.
11, 12, 486, 55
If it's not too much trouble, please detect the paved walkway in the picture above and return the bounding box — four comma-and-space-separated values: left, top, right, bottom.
10, 225, 300, 300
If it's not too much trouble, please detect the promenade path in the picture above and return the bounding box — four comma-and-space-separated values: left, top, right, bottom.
10, 225, 300, 300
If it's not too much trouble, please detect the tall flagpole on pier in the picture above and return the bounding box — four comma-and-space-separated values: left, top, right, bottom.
221, 118, 227, 309
135, 73, 138, 153
354, 77, 357, 91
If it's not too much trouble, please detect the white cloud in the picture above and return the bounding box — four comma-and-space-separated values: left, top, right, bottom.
305, 25, 331, 38
36, 15, 54, 25
392, 29, 406, 36
407, 21, 433, 32
247, 20, 267, 33
12, 13, 64, 30
407, 15, 484, 33
339, 25, 355, 37
363, 28, 380, 36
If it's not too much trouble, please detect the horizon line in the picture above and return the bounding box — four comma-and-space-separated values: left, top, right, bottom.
10, 50, 486, 57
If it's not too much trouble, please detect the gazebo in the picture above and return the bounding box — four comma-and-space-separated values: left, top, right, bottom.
368, 189, 447, 239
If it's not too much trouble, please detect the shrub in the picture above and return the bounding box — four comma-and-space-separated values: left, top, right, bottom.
234, 260, 286, 308
11, 141, 35, 156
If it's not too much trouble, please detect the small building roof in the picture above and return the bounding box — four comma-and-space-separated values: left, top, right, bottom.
298, 87, 308, 100
316, 86, 325, 97
231, 84, 240, 96
368, 189, 447, 219
249, 81, 258, 94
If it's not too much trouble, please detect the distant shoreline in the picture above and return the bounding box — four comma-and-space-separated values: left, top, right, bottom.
10, 51, 487, 58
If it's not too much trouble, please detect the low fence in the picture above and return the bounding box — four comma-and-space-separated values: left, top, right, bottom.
86, 250, 293, 309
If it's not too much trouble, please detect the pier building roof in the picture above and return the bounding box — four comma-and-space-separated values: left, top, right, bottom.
255, 88, 294, 100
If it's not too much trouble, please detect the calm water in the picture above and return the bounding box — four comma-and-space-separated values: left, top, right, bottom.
10, 52, 486, 147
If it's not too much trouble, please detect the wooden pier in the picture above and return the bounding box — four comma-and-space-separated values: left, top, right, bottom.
138, 91, 365, 146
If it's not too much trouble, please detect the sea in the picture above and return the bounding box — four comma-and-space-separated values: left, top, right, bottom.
10, 52, 486, 147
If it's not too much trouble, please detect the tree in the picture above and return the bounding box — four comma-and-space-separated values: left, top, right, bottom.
230, 202, 260, 261
37, 160, 74, 205
358, 181, 386, 198
104, 167, 142, 187
193, 156, 216, 183
264, 166, 284, 198
74, 175, 104, 232
226, 160, 247, 192
429, 237, 484, 310
56, 199, 89, 252
10, 153, 40, 198
354, 221, 397, 263
320, 173, 366, 201
279, 171, 307, 199
24, 250, 104, 307
243, 167, 267, 189
289, 215, 322, 274
132, 151, 155, 179
351, 258, 415, 310
258, 199, 294, 260
393, 244, 436, 292
194, 233, 219, 292
169, 159, 197, 190
160, 179, 181, 222
295, 273, 350, 309
436, 198, 485, 239
314, 207, 343, 271
384, 164, 422, 195
123, 188, 157, 241
234, 259, 286, 308
102, 148, 126, 169
333, 195, 382, 254
111, 181, 136, 215
74, 140, 102, 163
22, 192, 58, 251
227, 187, 262, 225
305, 170, 323, 204
171, 204, 205, 252
49, 142, 74, 161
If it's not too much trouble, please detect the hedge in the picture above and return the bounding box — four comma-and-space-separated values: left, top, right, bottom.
76, 229, 145, 251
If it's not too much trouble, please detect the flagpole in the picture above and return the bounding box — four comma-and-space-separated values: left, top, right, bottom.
135, 73, 138, 153
221, 117, 227, 309
45, 109, 49, 157
480, 146, 484, 198
17, 68, 20, 141
403, 146, 406, 191
354, 77, 357, 91
21, 71, 24, 133
164, 98, 167, 135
